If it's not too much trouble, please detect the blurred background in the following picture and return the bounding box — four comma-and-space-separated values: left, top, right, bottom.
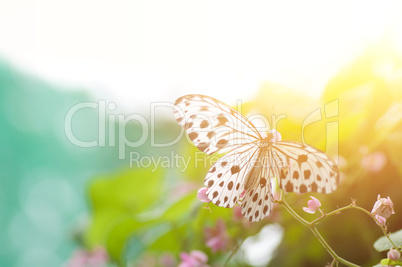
1, 1, 402, 266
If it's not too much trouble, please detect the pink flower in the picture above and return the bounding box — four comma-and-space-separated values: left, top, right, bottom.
197, 187, 211, 203
388, 248, 401, 261
371, 194, 395, 219
159, 254, 176, 267
66, 247, 108, 267
204, 219, 229, 253
303, 196, 321, 214
268, 129, 282, 142
360, 151, 386, 172
178, 250, 209, 267
375, 214, 386, 226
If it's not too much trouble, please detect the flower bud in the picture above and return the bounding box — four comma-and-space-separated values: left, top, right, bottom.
387, 248, 401, 261
371, 194, 395, 219
375, 214, 386, 226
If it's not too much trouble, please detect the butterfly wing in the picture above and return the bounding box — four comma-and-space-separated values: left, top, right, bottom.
174, 94, 267, 213
205, 143, 260, 209
240, 150, 274, 222
174, 94, 262, 155
270, 141, 339, 194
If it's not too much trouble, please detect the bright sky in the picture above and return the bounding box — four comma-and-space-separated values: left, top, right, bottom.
1, 0, 402, 112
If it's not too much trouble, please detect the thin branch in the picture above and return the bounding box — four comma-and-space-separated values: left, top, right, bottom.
310, 202, 397, 248
278, 193, 360, 267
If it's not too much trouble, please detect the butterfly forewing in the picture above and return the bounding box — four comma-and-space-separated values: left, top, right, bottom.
174, 95, 261, 155
271, 141, 339, 194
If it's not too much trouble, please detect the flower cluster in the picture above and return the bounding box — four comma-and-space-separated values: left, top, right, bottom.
178, 250, 209, 267
204, 219, 230, 253
66, 247, 108, 267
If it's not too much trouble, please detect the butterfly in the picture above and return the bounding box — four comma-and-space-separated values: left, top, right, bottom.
174, 94, 339, 222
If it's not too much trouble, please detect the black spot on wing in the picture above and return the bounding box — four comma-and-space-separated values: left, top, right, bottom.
285, 181, 293, 192
311, 182, 318, 192
231, 165, 240, 174
200, 120, 209, 128
197, 142, 209, 152
188, 132, 198, 141
280, 169, 287, 179
300, 184, 307, 193
216, 114, 228, 126
297, 154, 308, 163
184, 122, 193, 130
227, 181, 234, 190
303, 170, 311, 179
217, 139, 228, 148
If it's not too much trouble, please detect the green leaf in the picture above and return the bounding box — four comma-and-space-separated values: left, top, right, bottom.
85, 168, 165, 258
374, 229, 402, 252
148, 223, 187, 253
159, 193, 197, 221
134, 191, 197, 222
380, 258, 402, 266
105, 218, 145, 263
380, 258, 391, 265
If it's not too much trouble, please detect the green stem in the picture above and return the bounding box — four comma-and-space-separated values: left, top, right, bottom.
312, 203, 397, 248
224, 238, 245, 266
279, 198, 309, 227
278, 198, 360, 267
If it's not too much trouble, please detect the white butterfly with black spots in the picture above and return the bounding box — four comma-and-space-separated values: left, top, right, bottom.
174, 94, 339, 222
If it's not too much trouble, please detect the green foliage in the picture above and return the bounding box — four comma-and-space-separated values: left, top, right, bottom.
86, 168, 165, 261
0, 61, 130, 266
86, 168, 165, 244
374, 229, 402, 252
380, 258, 402, 266
85, 163, 273, 266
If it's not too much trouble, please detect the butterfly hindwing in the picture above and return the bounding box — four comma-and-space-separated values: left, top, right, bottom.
271, 141, 339, 194
240, 151, 273, 222
205, 143, 259, 208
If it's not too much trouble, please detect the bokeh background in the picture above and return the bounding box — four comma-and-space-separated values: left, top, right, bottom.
1, 1, 402, 266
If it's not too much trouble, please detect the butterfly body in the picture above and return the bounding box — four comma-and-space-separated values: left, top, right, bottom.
174, 94, 339, 222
